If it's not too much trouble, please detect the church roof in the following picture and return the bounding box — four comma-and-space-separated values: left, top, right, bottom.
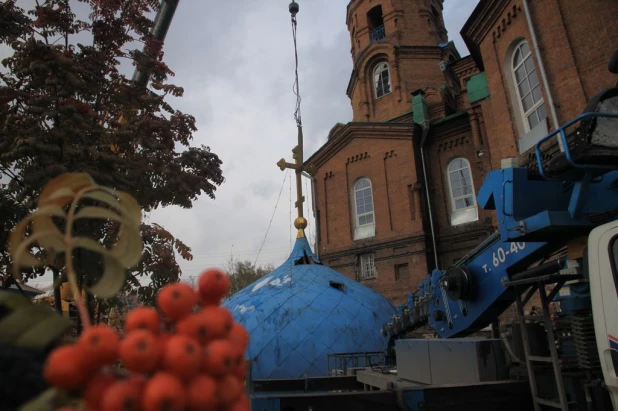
222, 237, 396, 380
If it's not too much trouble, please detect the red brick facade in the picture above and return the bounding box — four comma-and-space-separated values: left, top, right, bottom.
305, 0, 618, 315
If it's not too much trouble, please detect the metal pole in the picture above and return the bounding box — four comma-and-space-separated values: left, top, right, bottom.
132, 0, 180, 87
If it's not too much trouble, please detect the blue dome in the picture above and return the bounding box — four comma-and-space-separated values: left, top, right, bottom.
222, 237, 396, 380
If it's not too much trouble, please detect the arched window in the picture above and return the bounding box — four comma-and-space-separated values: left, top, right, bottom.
447, 158, 478, 226
511, 40, 547, 132
353, 178, 375, 240
373, 62, 391, 99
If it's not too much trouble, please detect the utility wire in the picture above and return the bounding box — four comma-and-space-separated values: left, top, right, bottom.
254, 170, 289, 266
189, 246, 291, 258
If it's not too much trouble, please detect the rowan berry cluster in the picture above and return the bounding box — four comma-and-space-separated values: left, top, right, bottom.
43, 268, 250, 411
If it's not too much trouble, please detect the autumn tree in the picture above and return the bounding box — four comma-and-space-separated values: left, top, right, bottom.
0, 1, 224, 313
226, 259, 275, 296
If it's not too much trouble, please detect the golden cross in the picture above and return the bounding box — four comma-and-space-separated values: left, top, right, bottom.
277, 126, 316, 238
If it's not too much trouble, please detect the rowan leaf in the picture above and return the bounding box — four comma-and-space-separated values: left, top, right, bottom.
82, 190, 122, 210
30, 205, 66, 250
87, 255, 126, 298
71, 236, 109, 256
11, 230, 64, 275
0, 301, 71, 350
38, 173, 96, 207
74, 206, 123, 222
111, 225, 143, 268
0, 291, 32, 311
19, 388, 61, 411
15, 312, 73, 348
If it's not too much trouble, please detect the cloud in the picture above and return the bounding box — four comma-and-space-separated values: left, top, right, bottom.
152, 0, 480, 274
3, 0, 480, 288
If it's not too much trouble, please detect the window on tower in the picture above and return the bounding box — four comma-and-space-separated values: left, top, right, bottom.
367, 5, 385, 42
447, 158, 479, 226
353, 178, 376, 240
373, 62, 391, 99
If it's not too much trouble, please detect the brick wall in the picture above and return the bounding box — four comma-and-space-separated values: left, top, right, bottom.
306, 0, 618, 318
346, 0, 457, 123
317, 131, 421, 253
326, 243, 429, 306
347, 0, 446, 59
310, 124, 436, 304
465, 0, 618, 169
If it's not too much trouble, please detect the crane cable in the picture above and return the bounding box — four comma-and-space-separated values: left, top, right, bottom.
291, 9, 302, 128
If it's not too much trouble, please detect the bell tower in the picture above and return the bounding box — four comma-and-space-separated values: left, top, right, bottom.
346, 0, 458, 122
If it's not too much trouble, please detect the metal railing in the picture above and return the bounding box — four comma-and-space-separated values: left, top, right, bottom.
327, 351, 387, 376
370, 25, 385, 42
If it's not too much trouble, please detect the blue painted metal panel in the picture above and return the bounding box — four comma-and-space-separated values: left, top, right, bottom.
479, 167, 618, 242
222, 237, 396, 380
427, 239, 549, 338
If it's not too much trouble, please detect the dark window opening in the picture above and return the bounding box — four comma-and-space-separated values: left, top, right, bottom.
329, 281, 345, 292
367, 6, 385, 42
431, 6, 440, 20
294, 251, 319, 266
395, 264, 410, 281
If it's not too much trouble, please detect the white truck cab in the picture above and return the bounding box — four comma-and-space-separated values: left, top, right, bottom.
588, 220, 618, 409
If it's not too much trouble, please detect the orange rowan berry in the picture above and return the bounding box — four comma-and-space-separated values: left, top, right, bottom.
229, 394, 251, 411
202, 339, 236, 377
158, 332, 172, 348
125, 306, 160, 334
233, 358, 248, 382
79, 325, 120, 369
118, 329, 162, 374
231, 346, 245, 368
126, 373, 148, 391
43, 344, 90, 391
100, 380, 143, 411
83, 372, 118, 411
142, 372, 186, 411
216, 374, 244, 407
198, 268, 230, 305
161, 335, 202, 380
176, 306, 233, 345
156, 282, 198, 321
227, 322, 250, 351
186, 374, 218, 411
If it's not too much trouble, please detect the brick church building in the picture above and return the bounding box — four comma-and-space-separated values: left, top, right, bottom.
304, 0, 618, 306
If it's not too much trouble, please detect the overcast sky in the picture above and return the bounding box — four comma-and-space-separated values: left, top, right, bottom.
7, 1, 479, 289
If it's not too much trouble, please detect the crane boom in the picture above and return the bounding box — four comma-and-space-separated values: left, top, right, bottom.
384, 110, 618, 339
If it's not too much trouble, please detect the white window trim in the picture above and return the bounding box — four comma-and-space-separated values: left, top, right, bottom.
446, 158, 479, 226
373, 62, 392, 99
360, 254, 376, 280
353, 178, 376, 240
511, 39, 546, 134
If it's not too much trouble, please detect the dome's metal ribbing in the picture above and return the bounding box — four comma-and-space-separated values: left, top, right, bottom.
222, 237, 396, 380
